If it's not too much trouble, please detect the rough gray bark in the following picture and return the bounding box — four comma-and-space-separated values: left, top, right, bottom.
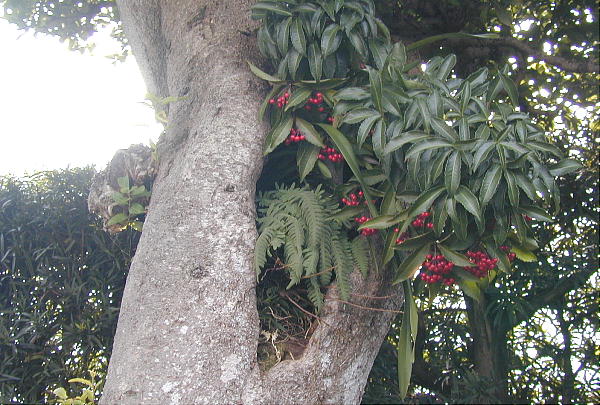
99, 1, 403, 404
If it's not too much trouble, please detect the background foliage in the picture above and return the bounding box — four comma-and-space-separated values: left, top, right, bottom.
0, 169, 137, 403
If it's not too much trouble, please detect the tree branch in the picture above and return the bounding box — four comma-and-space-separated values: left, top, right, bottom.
411, 312, 452, 398
498, 37, 598, 73
515, 267, 597, 327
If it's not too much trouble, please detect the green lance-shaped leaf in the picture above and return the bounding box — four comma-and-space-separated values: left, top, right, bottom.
297, 142, 320, 181
290, 18, 307, 55
453, 267, 481, 281
334, 87, 371, 101
436, 53, 457, 81
472, 141, 495, 172
372, 118, 385, 159
445, 151, 461, 195
368, 67, 384, 114
399, 186, 446, 234
460, 81, 472, 114
293, 118, 324, 148
549, 158, 582, 176
358, 214, 403, 230
308, 43, 323, 81
317, 160, 332, 178
514, 173, 537, 202
389, 41, 406, 67
348, 29, 367, 57
437, 244, 473, 267
432, 198, 448, 236
394, 232, 434, 251
405, 139, 452, 159
431, 117, 459, 141
358, 113, 381, 148
406, 32, 498, 52
328, 205, 364, 221
393, 243, 431, 284
504, 169, 520, 207
369, 37, 388, 70
258, 85, 284, 122
511, 246, 537, 262
318, 124, 378, 217
499, 71, 519, 105
265, 115, 293, 154
285, 88, 312, 111
276, 17, 292, 54
527, 141, 563, 158
486, 73, 503, 103
518, 205, 553, 222
247, 61, 285, 83
251, 2, 293, 17
397, 290, 415, 400
455, 185, 482, 222
287, 48, 302, 79
320, 0, 335, 19
342, 108, 380, 124
480, 164, 502, 205
321, 24, 342, 56
486, 243, 511, 273
384, 131, 430, 155
457, 278, 483, 302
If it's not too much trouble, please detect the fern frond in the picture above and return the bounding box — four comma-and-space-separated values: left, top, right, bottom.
284, 216, 304, 289
319, 230, 334, 285
254, 227, 275, 275
351, 236, 370, 278
296, 186, 326, 250
303, 248, 319, 276
255, 184, 358, 309
307, 277, 325, 310
332, 234, 354, 301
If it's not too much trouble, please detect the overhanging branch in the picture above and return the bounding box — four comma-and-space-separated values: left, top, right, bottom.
498, 37, 598, 74
514, 267, 597, 327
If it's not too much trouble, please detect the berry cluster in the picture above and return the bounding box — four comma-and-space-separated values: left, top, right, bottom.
354, 216, 377, 236
304, 92, 326, 112
284, 128, 306, 145
465, 250, 498, 278
341, 190, 365, 207
500, 245, 517, 262
318, 147, 344, 163
393, 228, 410, 245
268, 92, 290, 108
420, 254, 456, 286
412, 212, 434, 229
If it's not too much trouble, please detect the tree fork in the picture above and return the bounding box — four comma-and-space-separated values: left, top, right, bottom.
100, 1, 402, 403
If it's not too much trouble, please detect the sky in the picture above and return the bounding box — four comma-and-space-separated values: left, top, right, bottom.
0, 18, 163, 176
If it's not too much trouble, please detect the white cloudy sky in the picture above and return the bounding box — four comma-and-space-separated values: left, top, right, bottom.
0, 18, 163, 176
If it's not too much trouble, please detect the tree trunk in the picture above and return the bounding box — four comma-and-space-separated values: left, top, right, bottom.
465, 295, 510, 402
100, 1, 403, 404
